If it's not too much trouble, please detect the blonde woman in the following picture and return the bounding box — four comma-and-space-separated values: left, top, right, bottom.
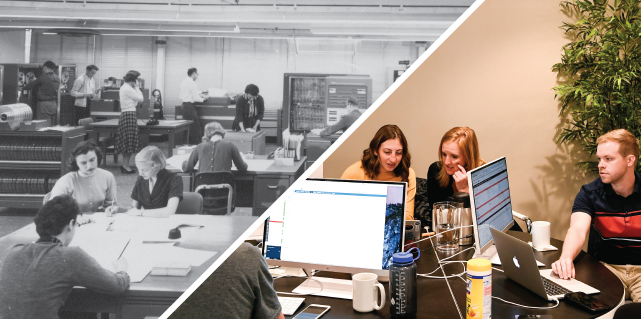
128, 146, 183, 218
426, 126, 486, 212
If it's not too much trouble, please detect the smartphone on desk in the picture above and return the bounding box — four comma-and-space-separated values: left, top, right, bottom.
293, 304, 330, 319
565, 292, 611, 312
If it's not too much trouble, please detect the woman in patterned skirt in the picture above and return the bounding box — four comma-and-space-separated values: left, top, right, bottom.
116, 70, 143, 174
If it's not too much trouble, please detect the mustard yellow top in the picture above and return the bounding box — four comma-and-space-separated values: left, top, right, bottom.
340, 161, 416, 221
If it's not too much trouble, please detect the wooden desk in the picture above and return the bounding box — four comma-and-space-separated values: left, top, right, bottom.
0, 214, 258, 319
169, 156, 307, 216
273, 231, 624, 319
89, 119, 192, 158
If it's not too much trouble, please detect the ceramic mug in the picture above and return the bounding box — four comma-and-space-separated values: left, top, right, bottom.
531, 221, 551, 250
352, 272, 385, 312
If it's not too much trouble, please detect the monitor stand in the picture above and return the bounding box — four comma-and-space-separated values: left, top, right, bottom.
472, 244, 500, 264
291, 269, 353, 300
473, 244, 545, 267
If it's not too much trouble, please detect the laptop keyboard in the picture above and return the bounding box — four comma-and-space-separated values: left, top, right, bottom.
542, 276, 571, 297
278, 296, 305, 316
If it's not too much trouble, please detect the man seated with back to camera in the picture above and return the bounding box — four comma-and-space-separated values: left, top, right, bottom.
0, 194, 130, 318
169, 243, 284, 319
552, 129, 641, 302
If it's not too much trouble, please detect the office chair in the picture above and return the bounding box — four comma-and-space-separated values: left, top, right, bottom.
78, 117, 118, 165
176, 192, 203, 215
193, 172, 235, 215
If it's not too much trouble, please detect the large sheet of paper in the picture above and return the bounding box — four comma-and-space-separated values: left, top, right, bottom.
69, 223, 130, 272
121, 241, 217, 282
92, 213, 204, 243
166, 154, 191, 172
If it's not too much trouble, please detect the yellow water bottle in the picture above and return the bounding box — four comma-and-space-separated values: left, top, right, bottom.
466, 258, 491, 319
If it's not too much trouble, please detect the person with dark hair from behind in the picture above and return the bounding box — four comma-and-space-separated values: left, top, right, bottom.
23, 60, 60, 125
49, 140, 118, 215
70, 64, 100, 124
0, 195, 130, 319
169, 243, 284, 319
179, 67, 209, 145
232, 84, 264, 133
310, 96, 362, 137
340, 124, 416, 221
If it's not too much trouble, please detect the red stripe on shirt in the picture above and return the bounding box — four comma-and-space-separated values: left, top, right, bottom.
594, 213, 641, 238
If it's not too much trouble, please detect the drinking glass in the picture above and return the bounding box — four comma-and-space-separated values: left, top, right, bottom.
433, 201, 463, 252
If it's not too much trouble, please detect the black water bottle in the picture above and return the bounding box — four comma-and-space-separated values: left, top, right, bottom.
390, 247, 419, 318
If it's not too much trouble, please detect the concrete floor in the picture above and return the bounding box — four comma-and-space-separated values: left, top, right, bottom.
0, 136, 279, 238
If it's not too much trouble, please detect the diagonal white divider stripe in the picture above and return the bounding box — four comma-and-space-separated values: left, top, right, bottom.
159, 1, 486, 317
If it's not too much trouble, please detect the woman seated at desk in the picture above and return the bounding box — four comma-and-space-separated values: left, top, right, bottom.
48, 140, 118, 215
341, 124, 416, 221
129, 146, 183, 218
0, 195, 129, 318
232, 84, 264, 133
182, 121, 249, 173
426, 127, 486, 216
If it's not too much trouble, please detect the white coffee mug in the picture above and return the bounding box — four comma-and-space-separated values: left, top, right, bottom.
352, 272, 385, 312
531, 221, 551, 249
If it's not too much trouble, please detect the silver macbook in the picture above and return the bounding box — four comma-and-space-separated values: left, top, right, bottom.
490, 228, 599, 301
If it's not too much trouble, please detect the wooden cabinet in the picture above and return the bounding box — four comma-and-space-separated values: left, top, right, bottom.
0, 127, 85, 208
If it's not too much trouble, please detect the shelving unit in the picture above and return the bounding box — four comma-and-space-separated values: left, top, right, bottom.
0, 127, 85, 209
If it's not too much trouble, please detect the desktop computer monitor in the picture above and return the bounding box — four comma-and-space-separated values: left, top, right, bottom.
467, 157, 515, 255
262, 178, 407, 278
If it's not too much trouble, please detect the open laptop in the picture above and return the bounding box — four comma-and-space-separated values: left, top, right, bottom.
490, 228, 599, 300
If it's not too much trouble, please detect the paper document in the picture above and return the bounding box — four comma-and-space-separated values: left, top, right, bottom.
69, 223, 130, 272
166, 154, 190, 171
234, 159, 273, 171
121, 241, 217, 282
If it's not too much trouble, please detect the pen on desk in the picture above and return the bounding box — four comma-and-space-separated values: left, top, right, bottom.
118, 240, 130, 260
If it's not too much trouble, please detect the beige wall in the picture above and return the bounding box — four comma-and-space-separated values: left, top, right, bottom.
0, 31, 25, 63
323, 0, 593, 241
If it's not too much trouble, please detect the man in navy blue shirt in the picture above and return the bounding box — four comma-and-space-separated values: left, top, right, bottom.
553, 129, 641, 302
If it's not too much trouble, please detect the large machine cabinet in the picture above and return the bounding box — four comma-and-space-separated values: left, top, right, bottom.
283, 73, 372, 133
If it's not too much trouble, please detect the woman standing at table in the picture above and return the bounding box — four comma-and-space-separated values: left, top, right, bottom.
341, 124, 416, 221
128, 146, 183, 218
116, 70, 143, 174
426, 127, 485, 212
182, 121, 248, 173
48, 140, 118, 214
232, 84, 264, 133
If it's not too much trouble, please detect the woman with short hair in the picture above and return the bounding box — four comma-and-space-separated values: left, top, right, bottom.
116, 70, 143, 174
341, 124, 416, 221
128, 146, 183, 218
49, 140, 118, 214
232, 84, 264, 133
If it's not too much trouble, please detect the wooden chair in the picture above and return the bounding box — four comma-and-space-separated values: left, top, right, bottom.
176, 192, 203, 215
78, 117, 118, 165
194, 172, 235, 215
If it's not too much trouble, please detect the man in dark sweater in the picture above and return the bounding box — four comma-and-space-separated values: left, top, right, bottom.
0, 195, 130, 319
311, 96, 362, 137
23, 60, 61, 125
169, 242, 283, 319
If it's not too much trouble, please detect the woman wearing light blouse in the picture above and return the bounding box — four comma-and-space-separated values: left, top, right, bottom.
115, 70, 143, 174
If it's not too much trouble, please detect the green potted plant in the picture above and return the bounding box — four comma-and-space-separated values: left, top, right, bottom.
553, 0, 641, 174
